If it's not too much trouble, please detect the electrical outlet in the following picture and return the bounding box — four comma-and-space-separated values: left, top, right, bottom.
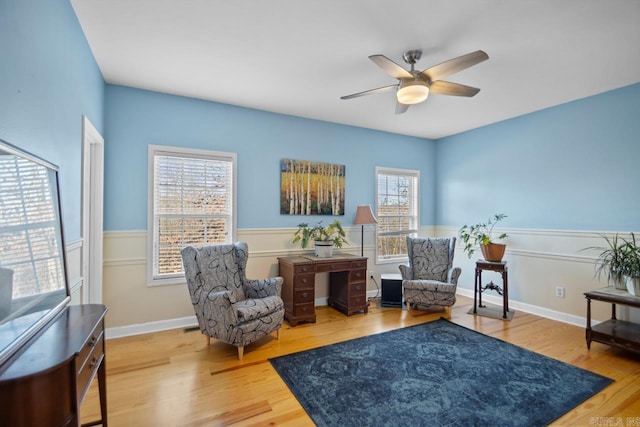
555, 286, 565, 298
368, 270, 374, 280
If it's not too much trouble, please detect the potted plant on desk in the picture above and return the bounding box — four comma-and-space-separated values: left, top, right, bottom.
292, 220, 348, 258
459, 213, 508, 262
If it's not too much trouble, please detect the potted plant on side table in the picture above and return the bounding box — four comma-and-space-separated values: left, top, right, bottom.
292, 220, 348, 258
621, 233, 640, 296
459, 213, 508, 262
583, 233, 628, 290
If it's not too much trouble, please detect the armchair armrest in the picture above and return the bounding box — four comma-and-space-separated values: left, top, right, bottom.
244, 277, 284, 299
448, 267, 462, 285
398, 264, 412, 280
203, 290, 239, 326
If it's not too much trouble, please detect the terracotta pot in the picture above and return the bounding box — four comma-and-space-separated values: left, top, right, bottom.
480, 243, 506, 262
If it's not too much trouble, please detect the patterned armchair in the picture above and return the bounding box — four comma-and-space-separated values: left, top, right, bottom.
399, 237, 461, 315
181, 242, 285, 360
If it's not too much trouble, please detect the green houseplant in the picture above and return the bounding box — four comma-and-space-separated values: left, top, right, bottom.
292, 220, 348, 258
620, 233, 640, 296
583, 233, 628, 290
458, 213, 508, 262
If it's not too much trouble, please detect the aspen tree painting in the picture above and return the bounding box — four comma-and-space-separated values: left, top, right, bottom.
280, 159, 345, 215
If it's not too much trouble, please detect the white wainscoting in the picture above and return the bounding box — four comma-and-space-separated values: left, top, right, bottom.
65, 239, 84, 305
101, 226, 639, 339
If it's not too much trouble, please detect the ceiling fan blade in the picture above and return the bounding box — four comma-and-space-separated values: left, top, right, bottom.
429, 80, 481, 97
340, 84, 397, 100
369, 55, 413, 79
421, 50, 489, 82
395, 102, 410, 114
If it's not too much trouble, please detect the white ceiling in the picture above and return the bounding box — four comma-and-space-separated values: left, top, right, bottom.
70, 0, 640, 139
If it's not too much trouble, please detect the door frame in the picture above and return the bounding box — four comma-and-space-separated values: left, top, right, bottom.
81, 116, 104, 304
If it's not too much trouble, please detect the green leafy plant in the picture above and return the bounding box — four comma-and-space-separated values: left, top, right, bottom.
584, 233, 640, 288
458, 213, 508, 259
292, 220, 348, 249
583, 233, 627, 286
621, 233, 640, 279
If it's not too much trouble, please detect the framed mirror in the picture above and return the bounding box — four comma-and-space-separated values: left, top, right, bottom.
0, 138, 70, 367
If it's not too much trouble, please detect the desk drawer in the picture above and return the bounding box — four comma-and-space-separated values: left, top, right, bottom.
294, 264, 314, 274
316, 262, 351, 273
294, 288, 314, 303
350, 260, 367, 270
349, 295, 367, 308
293, 274, 315, 288
293, 302, 314, 316
350, 282, 366, 296
350, 269, 366, 282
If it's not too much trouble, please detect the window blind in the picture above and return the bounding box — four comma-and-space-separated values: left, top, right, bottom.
151, 151, 234, 281
375, 168, 419, 261
0, 156, 64, 297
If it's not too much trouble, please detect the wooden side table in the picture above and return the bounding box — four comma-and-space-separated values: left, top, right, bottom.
584, 287, 640, 353
474, 260, 509, 319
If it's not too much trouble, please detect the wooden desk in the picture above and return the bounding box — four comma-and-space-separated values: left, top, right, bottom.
474, 260, 509, 319
585, 287, 640, 354
0, 304, 108, 427
278, 254, 368, 326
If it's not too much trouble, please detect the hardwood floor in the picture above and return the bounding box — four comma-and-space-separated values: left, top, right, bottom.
81, 295, 640, 426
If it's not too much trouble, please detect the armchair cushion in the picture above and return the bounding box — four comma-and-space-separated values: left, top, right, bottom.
236, 296, 284, 323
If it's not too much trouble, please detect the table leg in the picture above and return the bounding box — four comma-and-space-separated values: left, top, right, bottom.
473, 267, 479, 313
502, 270, 509, 319
586, 297, 592, 350
611, 303, 617, 320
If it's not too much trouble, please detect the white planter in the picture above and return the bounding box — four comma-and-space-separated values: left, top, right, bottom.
314, 241, 334, 258
625, 275, 640, 296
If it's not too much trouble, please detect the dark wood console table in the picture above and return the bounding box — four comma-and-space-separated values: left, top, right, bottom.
474, 260, 509, 319
0, 304, 108, 426
278, 254, 368, 326
585, 287, 640, 354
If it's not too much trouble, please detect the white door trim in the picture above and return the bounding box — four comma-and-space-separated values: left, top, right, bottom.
81, 116, 105, 304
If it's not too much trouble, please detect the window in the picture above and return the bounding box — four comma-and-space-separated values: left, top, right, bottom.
375, 167, 419, 263
147, 145, 236, 286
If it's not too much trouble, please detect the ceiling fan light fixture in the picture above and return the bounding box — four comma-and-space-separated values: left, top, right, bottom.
396, 80, 429, 105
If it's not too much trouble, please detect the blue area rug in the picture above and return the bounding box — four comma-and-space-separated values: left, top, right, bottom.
269, 318, 612, 427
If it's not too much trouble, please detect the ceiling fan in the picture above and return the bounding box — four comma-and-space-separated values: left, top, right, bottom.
340, 49, 489, 114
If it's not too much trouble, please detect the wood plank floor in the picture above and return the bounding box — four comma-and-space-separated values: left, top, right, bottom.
81, 295, 640, 426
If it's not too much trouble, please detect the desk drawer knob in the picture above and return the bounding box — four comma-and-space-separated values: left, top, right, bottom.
89, 356, 99, 369
302, 292, 309, 298
89, 336, 98, 347
355, 285, 362, 291
301, 278, 308, 284
301, 267, 309, 272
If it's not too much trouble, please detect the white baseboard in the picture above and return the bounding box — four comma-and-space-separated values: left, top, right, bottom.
106, 291, 384, 340
106, 315, 198, 339
455, 288, 588, 327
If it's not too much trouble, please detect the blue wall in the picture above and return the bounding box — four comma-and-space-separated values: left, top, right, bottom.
103, 85, 435, 231
435, 83, 640, 231
0, 0, 105, 241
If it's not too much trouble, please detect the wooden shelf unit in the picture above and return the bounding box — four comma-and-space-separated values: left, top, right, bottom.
585, 287, 640, 354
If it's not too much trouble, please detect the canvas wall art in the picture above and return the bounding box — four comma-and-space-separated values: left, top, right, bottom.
280, 159, 345, 215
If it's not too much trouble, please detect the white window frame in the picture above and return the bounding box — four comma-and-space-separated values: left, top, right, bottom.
147, 145, 237, 286
375, 166, 420, 264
